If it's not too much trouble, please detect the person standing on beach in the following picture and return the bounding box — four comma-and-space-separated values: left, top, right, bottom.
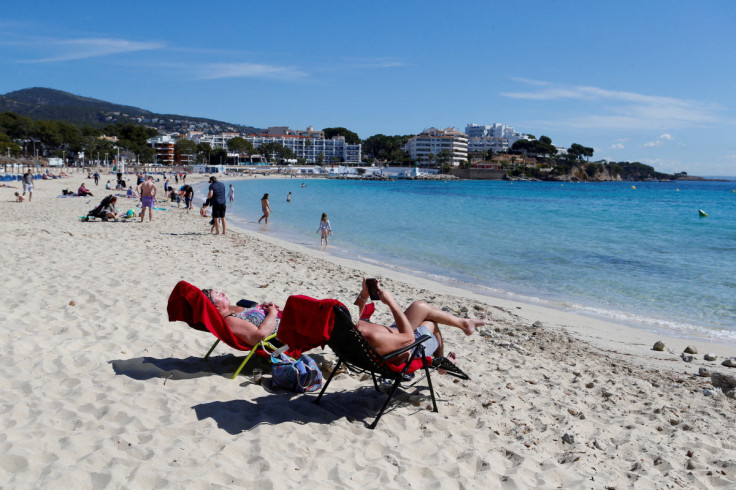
182, 185, 194, 212
93, 171, 100, 186
139, 176, 157, 223
22, 170, 34, 202
207, 176, 227, 235
258, 193, 272, 224
316, 212, 332, 249
228, 184, 235, 203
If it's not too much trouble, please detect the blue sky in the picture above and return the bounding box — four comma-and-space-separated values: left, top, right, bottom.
1, 1, 735, 175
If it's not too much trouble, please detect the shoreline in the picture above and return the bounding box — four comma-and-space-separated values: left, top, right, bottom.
215, 174, 736, 355
2, 172, 735, 487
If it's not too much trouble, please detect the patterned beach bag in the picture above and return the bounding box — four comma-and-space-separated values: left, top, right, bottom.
270, 352, 323, 393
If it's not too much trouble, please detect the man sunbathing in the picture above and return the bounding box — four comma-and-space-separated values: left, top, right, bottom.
353, 278, 485, 367
202, 289, 282, 346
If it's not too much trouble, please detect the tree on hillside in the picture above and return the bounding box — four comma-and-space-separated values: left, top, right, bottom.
226, 136, 254, 156
362, 134, 413, 163
0, 133, 22, 156
0, 111, 35, 139
436, 149, 453, 168
323, 127, 360, 145
567, 143, 594, 161
196, 142, 212, 163
102, 122, 157, 160
209, 148, 228, 165
258, 142, 295, 164
175, 139, 197, 161
511, 135, 557, 157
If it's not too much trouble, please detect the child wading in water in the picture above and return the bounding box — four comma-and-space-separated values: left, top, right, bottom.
316, 212, 333, 249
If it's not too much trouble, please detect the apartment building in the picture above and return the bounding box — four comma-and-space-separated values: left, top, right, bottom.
147, 134, 177, 165
465, 123, 531, 154
403, 127, 468, 167
188, 127, 361, 164
246, 133, 360, 164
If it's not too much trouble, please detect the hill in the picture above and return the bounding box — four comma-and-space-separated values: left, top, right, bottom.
0, 87, 262, 134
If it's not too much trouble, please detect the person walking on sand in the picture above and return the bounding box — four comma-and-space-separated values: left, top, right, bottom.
228, 184, 235, 203
207, 176, 227, 235
258, 193, 272, 224
22, 170, 34, 202
139, 176, 157, 222
316, 212, 333, 249
93, 171, 100, 186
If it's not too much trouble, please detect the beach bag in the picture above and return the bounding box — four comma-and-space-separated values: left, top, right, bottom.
270, 352, 323, 393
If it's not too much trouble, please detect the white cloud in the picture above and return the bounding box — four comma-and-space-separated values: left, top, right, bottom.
640, 157, 685, 174
338, 57, 406, 69
610, 143, 625, 149
509, 76, 549, 87
198, 62, 307, 80
501, 80, 722, 131
25, 38, 163, 62
643, 133, 675, 148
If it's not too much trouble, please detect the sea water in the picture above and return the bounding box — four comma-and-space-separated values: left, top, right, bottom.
204, 178, 736, 344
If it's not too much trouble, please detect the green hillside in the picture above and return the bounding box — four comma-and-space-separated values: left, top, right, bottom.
0, 87, 261, 133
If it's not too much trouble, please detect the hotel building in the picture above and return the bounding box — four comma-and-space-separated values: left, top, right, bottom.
187, 127, 361, 164
402, 127, 468, 167
465, 123, 531, 154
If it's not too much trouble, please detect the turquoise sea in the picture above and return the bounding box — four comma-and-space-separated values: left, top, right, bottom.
201, 178, 736, 344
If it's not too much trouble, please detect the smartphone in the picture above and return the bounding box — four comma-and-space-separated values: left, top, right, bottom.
366, 278, 380, 300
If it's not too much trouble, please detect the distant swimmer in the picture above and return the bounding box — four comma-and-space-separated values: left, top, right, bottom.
287, 192, 292, 202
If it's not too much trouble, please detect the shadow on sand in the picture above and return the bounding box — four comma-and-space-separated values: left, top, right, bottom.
109, 354, 269, 381
111, 355, 428, 429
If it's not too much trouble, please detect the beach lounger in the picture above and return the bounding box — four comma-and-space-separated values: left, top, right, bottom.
166, 280, 279, 379
278, 295, 467, 429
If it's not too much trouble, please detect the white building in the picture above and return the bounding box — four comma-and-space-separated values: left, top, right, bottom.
187, 127, 361, 164
465, 123, 532, 154
402, 128, 468, 167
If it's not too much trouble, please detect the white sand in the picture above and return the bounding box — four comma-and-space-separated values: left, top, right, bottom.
2, 172, 735, 488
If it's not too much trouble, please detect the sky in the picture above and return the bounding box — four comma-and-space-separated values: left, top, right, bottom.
1, 1, 735, 175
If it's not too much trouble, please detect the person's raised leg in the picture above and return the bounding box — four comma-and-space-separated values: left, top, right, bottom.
403, 300, 484, 335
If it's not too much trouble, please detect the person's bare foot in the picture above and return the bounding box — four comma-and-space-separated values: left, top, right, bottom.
460, 316, 486, 336
438, 351, 458, 375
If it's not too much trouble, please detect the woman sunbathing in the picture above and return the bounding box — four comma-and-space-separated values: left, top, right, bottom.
353, 278, 485, 366
202, 289, 282, 346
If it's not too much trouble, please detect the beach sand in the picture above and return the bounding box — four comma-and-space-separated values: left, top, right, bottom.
2, 173, 735, 488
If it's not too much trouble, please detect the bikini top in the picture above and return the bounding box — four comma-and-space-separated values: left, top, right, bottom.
230, 305, 281, 331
